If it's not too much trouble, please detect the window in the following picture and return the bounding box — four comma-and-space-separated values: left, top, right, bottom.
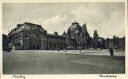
25, 33, 27, 38
15, 35, 17, 39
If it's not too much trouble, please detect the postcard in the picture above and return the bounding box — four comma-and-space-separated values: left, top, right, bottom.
1, 0, 127, 79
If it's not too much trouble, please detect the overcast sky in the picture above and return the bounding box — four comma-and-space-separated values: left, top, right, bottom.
3, 2, 125, 38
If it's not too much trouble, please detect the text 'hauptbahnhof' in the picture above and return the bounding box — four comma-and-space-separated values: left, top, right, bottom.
3, 21, 125, 50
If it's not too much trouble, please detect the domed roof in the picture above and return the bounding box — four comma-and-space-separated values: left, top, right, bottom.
69, 22, 81, 31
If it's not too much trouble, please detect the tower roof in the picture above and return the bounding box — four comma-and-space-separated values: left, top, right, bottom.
72, 21, 79, 25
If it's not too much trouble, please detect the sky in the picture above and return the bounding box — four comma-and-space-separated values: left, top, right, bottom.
3, 2, 125, 38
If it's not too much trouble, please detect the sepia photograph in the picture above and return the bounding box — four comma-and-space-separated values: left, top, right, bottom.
2, 2, 125, 75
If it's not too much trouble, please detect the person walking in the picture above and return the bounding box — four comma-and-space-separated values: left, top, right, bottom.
109, 48, 114, 56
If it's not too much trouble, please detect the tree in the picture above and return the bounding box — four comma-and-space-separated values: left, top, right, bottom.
105, 38, 109, 49
101, 38, 106, 49
62, 31, 66, 36
79, 31, 84, 46
93, 30, 99, 48
54, 32, 58, 35
66, 29, 71, 46
98, 37, 106, 49
93, 30, 99, 39
113, 36, 119, 49
2, 34, 9, 51
113, 36, 116, 49
79, 23, 90, 49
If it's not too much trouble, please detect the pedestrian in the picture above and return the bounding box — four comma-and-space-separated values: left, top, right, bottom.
109, 48, 114, 56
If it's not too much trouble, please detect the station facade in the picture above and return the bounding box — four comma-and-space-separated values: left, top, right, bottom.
7, 22, 125, 50
8, 22, 66, 50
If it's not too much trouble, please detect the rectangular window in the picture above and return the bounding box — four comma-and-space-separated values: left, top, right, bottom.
25, 33, 27, 38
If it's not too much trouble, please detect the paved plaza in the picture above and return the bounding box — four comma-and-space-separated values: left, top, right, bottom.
3, 50, 125, 74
